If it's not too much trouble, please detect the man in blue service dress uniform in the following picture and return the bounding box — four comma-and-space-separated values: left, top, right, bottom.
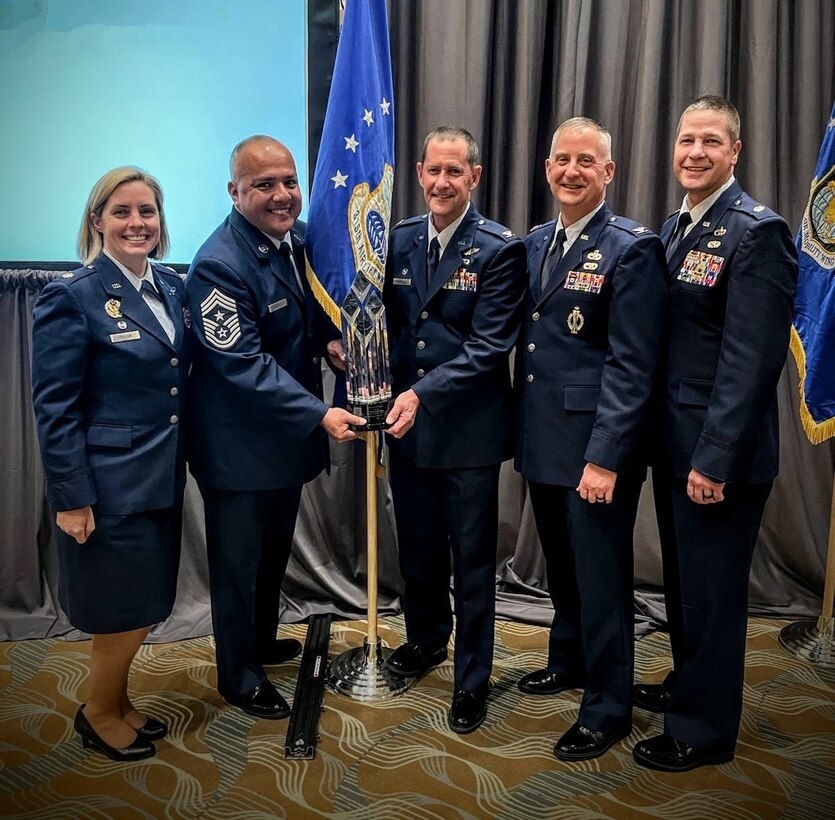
515, 117, 667, 761
186, 136, 365, 719
382, 126, 526, 733
632, 96, 798, 772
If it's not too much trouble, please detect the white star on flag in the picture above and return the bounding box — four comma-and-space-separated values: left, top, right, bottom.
344, 134, 359, 152
331, 170, 348, 188
380, 97, 391, 115
362, 109, 374, 127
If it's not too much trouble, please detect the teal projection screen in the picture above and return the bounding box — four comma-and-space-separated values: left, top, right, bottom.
0, 0, 308, 265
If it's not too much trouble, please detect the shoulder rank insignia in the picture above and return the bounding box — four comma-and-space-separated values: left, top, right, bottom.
502, 229, 514, 237
105, 299, 122, 318
633, 226, 649, 234
200, 288, 241, 350
753, 205, 765, 213
61, 272, 74, 278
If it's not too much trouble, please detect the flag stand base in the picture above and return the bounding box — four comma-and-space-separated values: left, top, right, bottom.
328, 637, 415, 701
778, 616, 834, 667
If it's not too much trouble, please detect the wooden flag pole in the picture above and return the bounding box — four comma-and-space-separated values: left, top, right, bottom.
365, 430, 379, 659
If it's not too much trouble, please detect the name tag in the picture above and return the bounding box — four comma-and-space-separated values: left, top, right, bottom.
109, 331, 141, 343
677, 250, 724, 288
564, 270, 605, 294
268, 298, 288, 312
442, 268, 478, 292
393, 277, 411, 286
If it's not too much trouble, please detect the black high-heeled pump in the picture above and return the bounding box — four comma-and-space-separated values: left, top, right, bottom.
74, 706, 155, 762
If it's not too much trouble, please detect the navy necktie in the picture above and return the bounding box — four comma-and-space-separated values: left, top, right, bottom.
278, 242, 303, 294
666, 212, 692, 262
426, 237, 440, 287
540, 228, 566, 292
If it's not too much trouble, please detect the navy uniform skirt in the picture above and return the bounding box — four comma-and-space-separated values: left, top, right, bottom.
57, 506, 182, 634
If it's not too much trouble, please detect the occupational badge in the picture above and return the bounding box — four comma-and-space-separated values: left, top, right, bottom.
463, 247, 480, 256
713, 226, 727, 236
117, 320, 127, 330
567, 306, 585, 335
200, 288, 241, 349
582, 261, 599, 271
587, 250, 603, 261
105, 299, 122, 318
707, 240, 721, 249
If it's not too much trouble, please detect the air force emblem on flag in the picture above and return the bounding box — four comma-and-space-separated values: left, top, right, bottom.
200, 288, 241, 349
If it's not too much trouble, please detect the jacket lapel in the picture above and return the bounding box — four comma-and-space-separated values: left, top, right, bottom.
538, 204, 611, 304
95, 255, 173, 349
528, 222, 554, 298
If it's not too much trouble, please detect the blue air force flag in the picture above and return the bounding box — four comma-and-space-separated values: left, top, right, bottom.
791, 102, 835, 444
304, 0, 395, 328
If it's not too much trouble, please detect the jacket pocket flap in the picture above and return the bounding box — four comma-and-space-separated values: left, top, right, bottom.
678, 378, 713, 406
564, 385, 600, 411
86, 424, 132, 448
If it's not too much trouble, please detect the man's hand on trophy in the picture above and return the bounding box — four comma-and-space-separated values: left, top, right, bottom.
385, 389, 420, 438
321, 407, 366, 441
326, 339, 348, 371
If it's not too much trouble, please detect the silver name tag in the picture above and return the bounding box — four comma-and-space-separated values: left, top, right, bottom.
268, 299, 288, 312
393, 277, 411, 286
109, 331, 141, 343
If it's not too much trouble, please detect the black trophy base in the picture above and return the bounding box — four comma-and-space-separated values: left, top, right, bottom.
349, 398, 392, 432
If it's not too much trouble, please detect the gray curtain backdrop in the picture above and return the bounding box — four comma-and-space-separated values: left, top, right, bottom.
2, 0, 834, 641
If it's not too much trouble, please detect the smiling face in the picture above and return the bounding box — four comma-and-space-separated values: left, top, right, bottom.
90, 180, 160, 276
545, 126, 615, 227
674, 109, 741, 205
416, 137, 482, 231
228, 139, 302, 239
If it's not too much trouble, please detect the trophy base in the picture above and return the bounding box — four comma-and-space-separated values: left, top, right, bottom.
778, 617, 835, 667
348, 397, 392, 432
328, 638, 415, 701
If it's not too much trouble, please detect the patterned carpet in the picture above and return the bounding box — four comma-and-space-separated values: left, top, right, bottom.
1, 617, 833, 819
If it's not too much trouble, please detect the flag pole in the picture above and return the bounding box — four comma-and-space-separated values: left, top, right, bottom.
779, 471, 835, 666
365, 430, 379, 658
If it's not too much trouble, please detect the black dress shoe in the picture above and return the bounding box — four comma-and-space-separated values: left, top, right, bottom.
517, 668, 583, 695
385, 642, 447, 678
554, 721, 631, 761
75, 707, 155, 762
258, 638, 303, 665
633, 734, 734, 772
135, 715, 168, 741
632, 682, 672, 713
448, 688, 487, 734
225, 681, 290, 720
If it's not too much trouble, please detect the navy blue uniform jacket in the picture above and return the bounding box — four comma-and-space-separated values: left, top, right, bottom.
516, 205, 667, 486
31, 254, 189, 515
186, 209, 334, 491
661, 182, 798, 484
383, 207, 527, 467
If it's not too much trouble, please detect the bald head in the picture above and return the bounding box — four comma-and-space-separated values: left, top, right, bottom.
230, 135, 291, 182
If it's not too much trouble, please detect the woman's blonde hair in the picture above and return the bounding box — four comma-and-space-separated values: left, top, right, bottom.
77, 166, 169, 264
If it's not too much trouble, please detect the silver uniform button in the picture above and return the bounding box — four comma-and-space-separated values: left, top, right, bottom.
527, 343, 535, 352
417, 340, 426, 350
532, 312, 540, 322
170, 415, 179, 424
170, 387, 179, 396
170, 357, 179, 367
526, 374, 534, 383
417, 368, 425, 377
420, 311, 429, 320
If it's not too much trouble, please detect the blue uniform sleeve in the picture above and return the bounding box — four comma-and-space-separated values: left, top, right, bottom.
31, 281, 98, 511
690, 218, 798, 482
186, 257, 329, 435
584, 234, 668, 472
